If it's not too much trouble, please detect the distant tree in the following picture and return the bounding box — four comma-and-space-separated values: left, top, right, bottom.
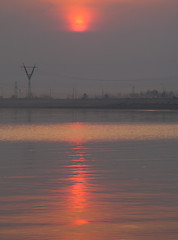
81, 93, 88, 100
103, 94, 109, 99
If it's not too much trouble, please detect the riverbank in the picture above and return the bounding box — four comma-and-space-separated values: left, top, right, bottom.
0, 98, 178, 110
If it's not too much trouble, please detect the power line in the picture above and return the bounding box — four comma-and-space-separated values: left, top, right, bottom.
59, 74, 178, 82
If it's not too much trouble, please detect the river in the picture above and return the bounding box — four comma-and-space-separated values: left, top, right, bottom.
0, 109, 178, 240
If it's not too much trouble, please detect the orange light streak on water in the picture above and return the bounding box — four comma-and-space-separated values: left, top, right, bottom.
48, 143, 91, 232
1, 138, 178, 239
1, 123, 178, 143
68, 145, 90, 225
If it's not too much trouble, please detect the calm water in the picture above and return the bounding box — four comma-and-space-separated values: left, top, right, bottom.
0, 109, 178, 240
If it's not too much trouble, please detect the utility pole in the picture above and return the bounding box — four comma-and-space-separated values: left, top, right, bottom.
14, 81, 18, 98
49, 88, 52, 98
22, 64, 37, 98
72, 88, 75, 99
132, 85, 135, 96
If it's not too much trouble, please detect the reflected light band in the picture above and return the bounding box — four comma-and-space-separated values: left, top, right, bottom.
0, 123, 178, 143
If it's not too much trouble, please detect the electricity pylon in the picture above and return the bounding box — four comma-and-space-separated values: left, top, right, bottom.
22, 64, 38, 98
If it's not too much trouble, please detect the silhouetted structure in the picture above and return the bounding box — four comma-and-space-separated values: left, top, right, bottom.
14, 81, 18, 98
22, 64, 37, 98
81, 93, 88, 100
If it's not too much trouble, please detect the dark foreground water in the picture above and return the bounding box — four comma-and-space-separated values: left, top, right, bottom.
0, 109, 178, 240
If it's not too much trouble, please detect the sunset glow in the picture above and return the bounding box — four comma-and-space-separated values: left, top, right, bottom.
67, 7, 92, 32
72, 15, 87, 32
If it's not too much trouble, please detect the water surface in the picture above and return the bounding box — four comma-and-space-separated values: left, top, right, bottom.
0, 109, 178, 240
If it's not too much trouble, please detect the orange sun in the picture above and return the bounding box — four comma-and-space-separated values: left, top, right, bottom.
67, 7, 91, 32
73, 16, 87, 32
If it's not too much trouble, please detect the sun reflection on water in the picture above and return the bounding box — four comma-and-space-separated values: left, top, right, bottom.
1, 123, 178, 143
0, 119, 178, 239
68, 144, 90, 226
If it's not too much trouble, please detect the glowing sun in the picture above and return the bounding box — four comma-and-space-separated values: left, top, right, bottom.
73, 16, 87, 32
67, 7, 91, 32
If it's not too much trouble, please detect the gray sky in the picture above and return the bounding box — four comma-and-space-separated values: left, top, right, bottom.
0, 0, 178, 97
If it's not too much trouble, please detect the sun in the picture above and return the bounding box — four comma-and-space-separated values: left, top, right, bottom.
72, 16, 87, 32
67, 7, 91, 32
73, 17, 87, 32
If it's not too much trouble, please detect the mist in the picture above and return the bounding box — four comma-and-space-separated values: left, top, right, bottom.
0, 0, 177, 97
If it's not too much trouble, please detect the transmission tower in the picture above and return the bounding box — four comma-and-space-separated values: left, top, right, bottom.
14, 81, 18, 98
22, 64, 38, 98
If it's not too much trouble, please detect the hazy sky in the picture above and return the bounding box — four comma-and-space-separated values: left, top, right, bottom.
0, 0, 178, 97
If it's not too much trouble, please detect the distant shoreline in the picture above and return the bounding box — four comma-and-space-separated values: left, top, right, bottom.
0, 98, 178, 110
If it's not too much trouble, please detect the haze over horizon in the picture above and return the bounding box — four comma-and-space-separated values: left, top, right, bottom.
0, 0, 178, 98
